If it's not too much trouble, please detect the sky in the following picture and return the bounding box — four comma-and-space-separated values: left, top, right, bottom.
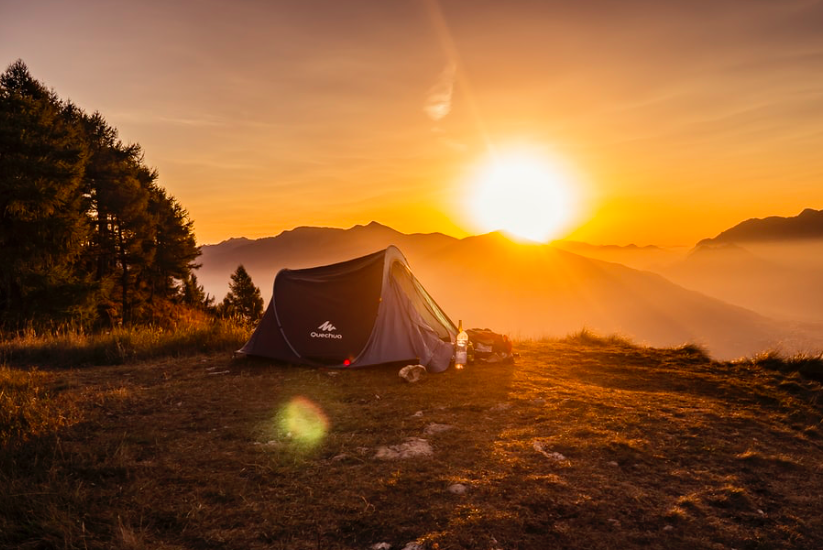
2, 0, 823, 246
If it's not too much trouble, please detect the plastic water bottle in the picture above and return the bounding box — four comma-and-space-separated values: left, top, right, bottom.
455, 320, 469, 370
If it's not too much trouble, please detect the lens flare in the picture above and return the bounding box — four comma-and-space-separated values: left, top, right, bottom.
277, 397, 329, 448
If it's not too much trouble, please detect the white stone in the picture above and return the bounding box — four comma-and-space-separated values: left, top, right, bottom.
533, 441, 567, 461
448, 483, 468, 495
424, 423, 454, 435
399, 364, 427, 383
375, 438, 433, 460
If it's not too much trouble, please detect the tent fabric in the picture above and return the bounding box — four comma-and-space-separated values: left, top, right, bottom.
238, 246, 458, 372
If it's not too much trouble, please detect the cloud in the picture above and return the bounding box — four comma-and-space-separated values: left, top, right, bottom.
424, 63, 457, 121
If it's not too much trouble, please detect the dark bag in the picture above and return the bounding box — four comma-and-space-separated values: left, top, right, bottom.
466, 328, 513, 363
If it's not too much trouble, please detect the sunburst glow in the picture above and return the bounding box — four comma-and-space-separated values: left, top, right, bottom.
470, 151, 579, 242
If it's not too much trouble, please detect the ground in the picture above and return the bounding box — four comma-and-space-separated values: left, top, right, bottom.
2, 337, 823, 549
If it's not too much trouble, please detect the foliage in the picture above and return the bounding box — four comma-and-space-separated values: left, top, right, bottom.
181, 272, 215, 310
220, 264, 264, 324
0, 60, 95, 326
0, 60, 200, 330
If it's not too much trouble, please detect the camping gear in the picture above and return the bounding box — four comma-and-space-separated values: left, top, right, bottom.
466, 328, 513, 363
238, 246, 458, 372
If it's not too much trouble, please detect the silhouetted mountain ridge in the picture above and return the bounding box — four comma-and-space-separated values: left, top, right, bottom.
699, 208, 823, 245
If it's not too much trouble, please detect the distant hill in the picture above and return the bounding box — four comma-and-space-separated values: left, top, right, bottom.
411, 232, 794, 360
699, 208, 823, 245
660, 211, 823, 324
197, 221, 457, 301
550, 240, 684, 271
197, 223, 820, 359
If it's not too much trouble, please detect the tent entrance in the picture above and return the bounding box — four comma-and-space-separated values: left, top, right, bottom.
273, 251, 384, 364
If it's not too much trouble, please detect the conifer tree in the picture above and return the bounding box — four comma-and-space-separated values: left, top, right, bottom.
182, 273, 214, 310
0, 59, 202, 328
0, 60, 94, 326
221, 265, 263, 324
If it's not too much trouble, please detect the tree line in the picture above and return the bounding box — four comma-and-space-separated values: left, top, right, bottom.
0, 60, 263, 330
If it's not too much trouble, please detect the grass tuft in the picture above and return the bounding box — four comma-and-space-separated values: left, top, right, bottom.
560, 328, 635, 348
747, 350, 823, 383
675, 342, 711, 361
0, 317, 249, 368
0, 366, 78, 445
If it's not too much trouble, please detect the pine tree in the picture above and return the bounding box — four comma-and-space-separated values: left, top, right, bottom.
0, 60, 94, 326
182, 273, 214, 310
0, 60, 202, 329
77, 112, 156, 324
221, 265, 263, 324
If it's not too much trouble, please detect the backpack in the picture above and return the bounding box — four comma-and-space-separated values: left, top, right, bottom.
466, 328, 513, 363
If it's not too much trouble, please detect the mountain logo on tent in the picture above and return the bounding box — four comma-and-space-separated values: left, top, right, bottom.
311, 321, 342, 339
317, 321, 337, 332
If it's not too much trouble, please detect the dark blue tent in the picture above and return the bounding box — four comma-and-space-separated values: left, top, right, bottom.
238, 246, 457, 372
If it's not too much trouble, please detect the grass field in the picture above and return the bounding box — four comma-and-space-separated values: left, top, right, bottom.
2, 334, 823, 549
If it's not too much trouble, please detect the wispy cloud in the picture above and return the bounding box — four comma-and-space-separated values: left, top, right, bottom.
424, 63, 457, 122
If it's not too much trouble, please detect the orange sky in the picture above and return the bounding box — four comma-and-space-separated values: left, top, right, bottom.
2, 0, 823, 246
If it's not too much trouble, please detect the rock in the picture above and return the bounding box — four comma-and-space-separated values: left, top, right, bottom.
401, 543, 424, 550
375, 438, 433, 460
533, 441, 567, 461
371, 543, 392, 550
607, 461, 619, 467
608, 518, 621, 528
411, 410, 424, 417
399, 364, 427, 383
424, 423, 454, 435
448, 483, 468, 495
663, 525, 674, 532
331, 453, 350, 462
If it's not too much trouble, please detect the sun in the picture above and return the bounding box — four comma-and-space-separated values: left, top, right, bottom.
469, 150, 579, 243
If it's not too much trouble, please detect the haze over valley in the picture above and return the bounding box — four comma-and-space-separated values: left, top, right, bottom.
197, 209, 823, 360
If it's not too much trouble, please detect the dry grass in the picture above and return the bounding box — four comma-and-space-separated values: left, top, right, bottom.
0, 317, 249, 368
2, 338, 823, 549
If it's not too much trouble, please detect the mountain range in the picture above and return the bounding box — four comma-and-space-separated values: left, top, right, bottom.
196, 211, 823, 360
662, 209, 823, 324
698, 208, 823, 245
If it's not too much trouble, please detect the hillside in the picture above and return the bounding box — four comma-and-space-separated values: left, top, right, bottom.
411, 233, 791, 360
662, 241, 823, 324
3, 338, 823, 549
698, 208, 823, 245
198, 222, 456, 300
550, 240, 684, 271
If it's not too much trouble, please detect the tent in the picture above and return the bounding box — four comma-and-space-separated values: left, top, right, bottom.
238, 246, 458, 372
